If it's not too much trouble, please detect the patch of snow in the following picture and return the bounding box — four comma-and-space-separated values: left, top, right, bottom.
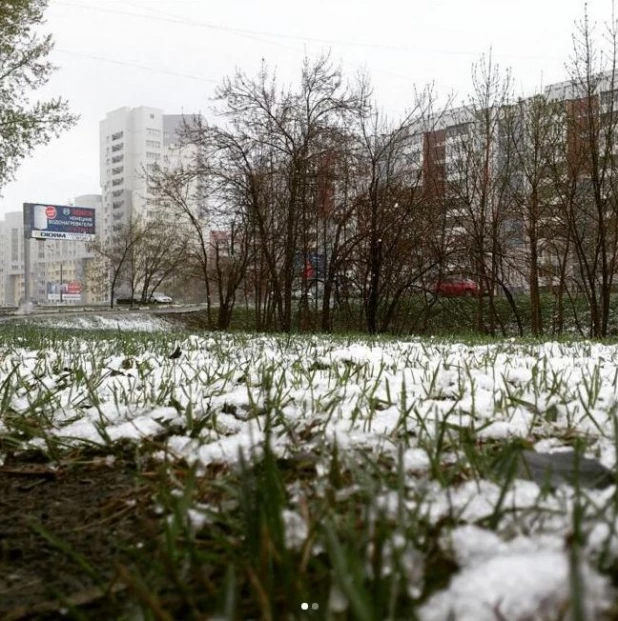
420, 550, 611, 621
282, 509, 308, 551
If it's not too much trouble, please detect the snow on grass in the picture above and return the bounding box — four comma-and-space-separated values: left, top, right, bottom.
19, 312, 174, 332
2, 332, 618, 617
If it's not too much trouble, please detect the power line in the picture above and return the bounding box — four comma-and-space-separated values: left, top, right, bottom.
52, 0, 433, 89
54, 48, 219, 82
124, 0, 305, 54
53, 0, 557, 62
122, 0, 476, 58
53, 0, 305, 54
50, 1, 493, 96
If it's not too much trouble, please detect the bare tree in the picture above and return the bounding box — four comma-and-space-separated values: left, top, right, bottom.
131, 216, 189, 303
191, 54, 368, 332
90, 220, 147, 308
444, 53, 514, 334
503, 94, 566, 335
208, 221, 253, 328
557, 6, 618, 336
147, 161, 215, 321
351, 92, 441, 334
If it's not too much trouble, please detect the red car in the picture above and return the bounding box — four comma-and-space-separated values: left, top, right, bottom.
434, 277, 479, 297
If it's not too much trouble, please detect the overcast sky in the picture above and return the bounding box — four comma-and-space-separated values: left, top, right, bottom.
0, 0, 610, 218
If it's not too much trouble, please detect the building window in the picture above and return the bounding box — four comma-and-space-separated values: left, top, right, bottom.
150, 114, 155, 119
111, 131, 124, 141
146, 152, 160, 160
447, 122, 471, 138
601, 89, 618, 108
146, 140, 161, 149
147, 128, 161, 137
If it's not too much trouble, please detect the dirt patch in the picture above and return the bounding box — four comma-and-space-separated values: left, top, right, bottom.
0, 455, 152, 620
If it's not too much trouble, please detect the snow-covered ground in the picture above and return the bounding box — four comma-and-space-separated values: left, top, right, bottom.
2, 332, 618, 618
16, 312, 174, 332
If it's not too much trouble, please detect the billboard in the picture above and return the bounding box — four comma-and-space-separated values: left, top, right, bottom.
46, 281, 82, 302
295, 251, 326, 279
24, 203, 96, 241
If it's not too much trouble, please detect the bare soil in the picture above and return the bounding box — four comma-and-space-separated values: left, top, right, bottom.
0, 453, 153, 620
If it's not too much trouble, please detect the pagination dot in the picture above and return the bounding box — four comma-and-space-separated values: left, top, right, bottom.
312, 603, 319, 610
301, 602, 309, 610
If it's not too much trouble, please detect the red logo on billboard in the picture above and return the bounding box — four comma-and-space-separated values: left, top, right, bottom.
66, 281, 82, 294
45, 206, 57, 219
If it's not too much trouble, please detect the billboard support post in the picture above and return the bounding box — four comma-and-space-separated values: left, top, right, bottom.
60, 263, 63, 304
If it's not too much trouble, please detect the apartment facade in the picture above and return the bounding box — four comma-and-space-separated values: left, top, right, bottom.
407, 79, 618, 293
100, 107, 200, 241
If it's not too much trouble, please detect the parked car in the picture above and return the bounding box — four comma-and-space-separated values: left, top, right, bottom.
291, 288, 314, 300
434, 276, 479, 297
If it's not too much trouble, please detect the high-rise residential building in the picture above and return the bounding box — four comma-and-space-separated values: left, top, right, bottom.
99, 107, 200, 241
0, 218, 7, 306
0, 210, 29, 305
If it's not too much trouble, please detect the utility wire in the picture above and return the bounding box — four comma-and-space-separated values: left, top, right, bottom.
53, 0, 306, 54
51, 0, 445, 88
54, 48, 219, 83
121, 0, 451, 88
53, 0, 546, 61
124, 0, 305, 54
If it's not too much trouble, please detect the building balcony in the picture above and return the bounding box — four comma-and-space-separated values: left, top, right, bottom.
111, 143, 123, 153
112, 166, 124, 175
111, 131, 124, 141
111, 178, 124, 186
111, 155, 123, 164
112, 201, 124, 209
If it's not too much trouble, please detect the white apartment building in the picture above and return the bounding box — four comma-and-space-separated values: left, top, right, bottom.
0, 217, 9, 306
100, 107, 200, 241
0, 194, 103, 306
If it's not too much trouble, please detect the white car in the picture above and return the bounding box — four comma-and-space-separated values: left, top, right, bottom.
291, 289, 314, 300
150, 293, 173, 304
